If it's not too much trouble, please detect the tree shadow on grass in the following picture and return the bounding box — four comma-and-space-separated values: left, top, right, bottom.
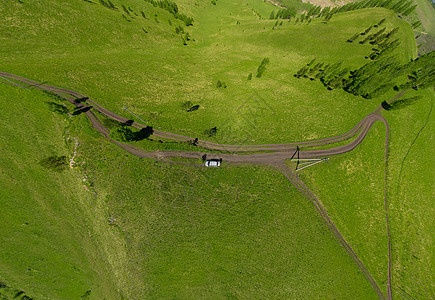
132, 126, 154, 141
39, 155, 68, 172
72, 106, 92, 115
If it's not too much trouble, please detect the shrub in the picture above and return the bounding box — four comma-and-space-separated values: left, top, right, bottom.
390, 96, 422, 110
216, 80, 227, 88
175, 25, 184, 34
204, 127, 218, 137
99, 0, 117, 10
143, 0, 194, 26
256, 57, 270, 78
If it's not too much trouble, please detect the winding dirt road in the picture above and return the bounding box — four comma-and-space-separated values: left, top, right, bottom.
0, 71, 395, 299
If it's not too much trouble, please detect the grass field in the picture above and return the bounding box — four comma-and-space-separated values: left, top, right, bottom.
0, 1, 416, 146
415, 0, 435, 36
0, 85, 125, 299
299, 84, 434, 299
70, 121, 379, 299
0, 83, 378, 298
0, 0, 433, 298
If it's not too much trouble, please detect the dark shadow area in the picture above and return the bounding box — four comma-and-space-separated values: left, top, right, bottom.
45, 102, 69, 114
74, 97, 89, 104
381, 101, 392, 110
124, 119, 134, 126
39, 155, 68, 172
187, 105, 200, 112
132, 126, 154, 141
189, 138, 199, 146
390, 95, 422, 110
181, 101, 200, 112
72, 106, 92, 115
110, 126, 154, 142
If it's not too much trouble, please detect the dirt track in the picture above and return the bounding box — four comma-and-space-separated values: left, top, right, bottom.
0, 71, 395, 299
0, 71, 386, 158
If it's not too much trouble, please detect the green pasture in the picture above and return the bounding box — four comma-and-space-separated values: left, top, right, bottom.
0, 0, 433, 298
0, 1, 416, 147
0, 85, 124, 299
73, 125, 377, 299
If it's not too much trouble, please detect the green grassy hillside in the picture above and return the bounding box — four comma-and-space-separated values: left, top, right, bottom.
75, 126, 378, 299
1, 0, 433, 298
0, 86, 125, 299
1, 0, 416, 145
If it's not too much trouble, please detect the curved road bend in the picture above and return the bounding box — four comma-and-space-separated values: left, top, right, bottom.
1, 71, 394, 299
1, 71, 384, 153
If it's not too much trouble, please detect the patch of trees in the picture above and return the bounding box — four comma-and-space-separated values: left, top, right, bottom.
324, 0, 415, 17
98, 0, 117, 10
346, 23, 401, 61
368, 38, 400, 60
181, 32, 191, 45
294, 51, 435, 99
344, 57, 403, 98
411, 20, 422, 29
272, 20, 284, 29
269, 7, 297, 20
293, 0, 416, 24
256, 58, 270, 78
143, 0, 194, 26
394, 51, 435, 90
273, 0, 415, 26
389, 95, 422, 110
0, 282, 34, 300
174, 25, 191, 44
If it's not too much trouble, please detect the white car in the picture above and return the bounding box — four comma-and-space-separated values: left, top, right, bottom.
205, 159, 221, 167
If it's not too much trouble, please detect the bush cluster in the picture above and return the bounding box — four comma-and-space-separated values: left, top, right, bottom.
216, 80, 227, 88
295, 51, 435, 99
286, 0, 417, 24
144, 0, 194, 26
204, 127, 217, 137
256, 58, 270, 78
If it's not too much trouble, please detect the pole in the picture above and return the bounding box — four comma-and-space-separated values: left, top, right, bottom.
123, 107, 147, 124
0, 76, 30, 90
296, 159, 326, 171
